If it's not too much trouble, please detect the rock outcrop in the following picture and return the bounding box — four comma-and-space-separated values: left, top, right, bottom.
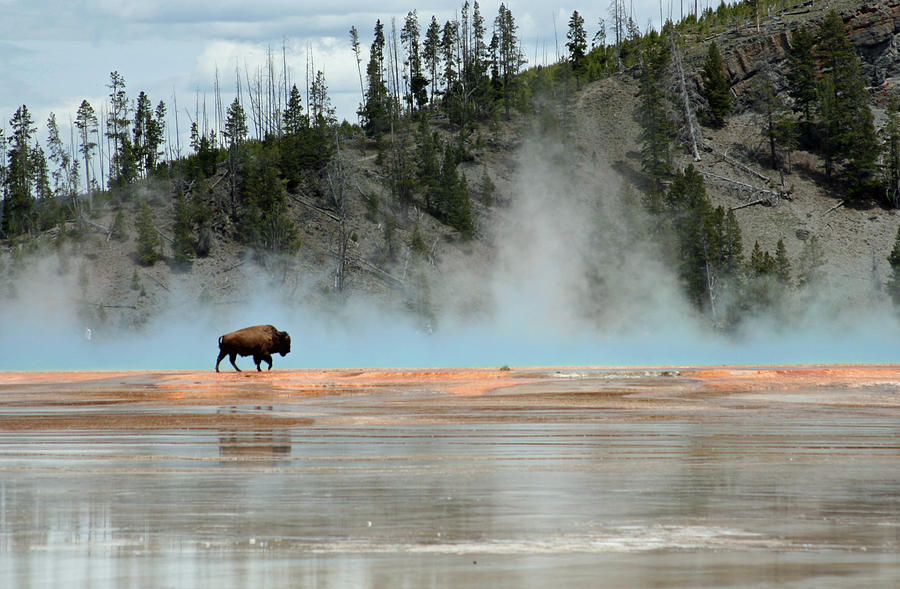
708, 0, 900, 109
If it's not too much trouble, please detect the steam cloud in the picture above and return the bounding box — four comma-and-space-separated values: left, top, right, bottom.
3, 131, 900, 371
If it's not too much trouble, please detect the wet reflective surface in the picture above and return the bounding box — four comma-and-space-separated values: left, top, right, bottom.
1, 367, 898, 588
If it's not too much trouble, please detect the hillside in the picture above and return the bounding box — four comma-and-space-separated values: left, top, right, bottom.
3, 0, 900, 350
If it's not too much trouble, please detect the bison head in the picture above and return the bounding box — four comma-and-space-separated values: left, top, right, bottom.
277, 330, 291, 356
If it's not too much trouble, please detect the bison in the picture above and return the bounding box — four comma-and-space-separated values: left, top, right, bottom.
215, 324, 291, 372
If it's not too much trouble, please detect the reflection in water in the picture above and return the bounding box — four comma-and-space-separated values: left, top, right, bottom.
219, 431, 292, 462
0, 372, 899, 588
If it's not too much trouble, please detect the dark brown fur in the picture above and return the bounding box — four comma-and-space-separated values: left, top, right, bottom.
215, 325, 291, 372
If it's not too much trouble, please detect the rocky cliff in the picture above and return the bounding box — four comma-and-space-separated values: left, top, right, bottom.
705, 0, 900, 108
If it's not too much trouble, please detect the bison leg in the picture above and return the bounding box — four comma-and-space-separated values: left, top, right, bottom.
229, 352, 241, 372
253, 354, 263, 372
215, 350, 227, 373
262, 354, 273, 371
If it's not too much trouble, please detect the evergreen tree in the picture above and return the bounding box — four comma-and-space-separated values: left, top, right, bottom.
46, 113, 77, 202
883, 96, 900, 208
281, 84, 309, 191
774, 239, 792, 285
815, 11, 878, 191
32, 144, 61, 231
106, 71, 135, 186
637, 30, 673, 203
2, 105, 37, 236
172, 191, 195, 265
147, 100, 166, 176
467, 1, 491, 116
240, 144, 299, 253
666, 165, 717, 309
748, 241, 776, 277
132, 91, 153, 178
797, 235, 826, 288
423, 16, 442, 104
440, 19, 460, 98
416, 121, 441, 212
786, 26, 817, 147
887, 227, 900, 305
224, 97, 247, 218
437, 143, 475, 237
493, 3, 526, 118
751, 71, 794, 172
134, 200, 161, 266
719, 208, 744, 279
401, 10, 428, 112
74, 100, 98, 208
360, 20, 391, 136
283, 84, 307, 136
566, 10, 588, 86
310, 70, 337, 130
224, 97, 248, 146
701, 41, 731, 128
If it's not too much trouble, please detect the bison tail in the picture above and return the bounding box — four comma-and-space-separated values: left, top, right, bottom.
218, 335, 224, 347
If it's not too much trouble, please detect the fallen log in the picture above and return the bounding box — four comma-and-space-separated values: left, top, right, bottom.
731, 196, 777, 211
823, 200, 844, 216
711, 149, 770, 182
699, 171, 781, 199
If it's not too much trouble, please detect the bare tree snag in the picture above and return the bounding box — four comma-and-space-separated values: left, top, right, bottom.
711, 148, 770, 182
669, 35, 702, 161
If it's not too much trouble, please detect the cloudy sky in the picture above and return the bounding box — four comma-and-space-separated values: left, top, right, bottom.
0, 0, 681, 151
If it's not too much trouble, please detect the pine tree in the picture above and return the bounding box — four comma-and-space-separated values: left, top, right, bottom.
132, 91, 153, 178
887, 227, 900, 305
774, 239, 791, 285
75, 100, 98, 208
493, 3, 525, 118
751, 71, 794, 172
134, 200, 161, 266
566, 10, 588, 86
283, 84, 307, 136
2, 105, 37, 236
666, 165, 717, 309
147, 100, 166, 175
437, 143, 474, 237
224, 97, 247, 218
748, 241, 776, 277
224, 98, 248, 147
240, 145, 298, 253
46, 113, 77, 203
416, 121, 441, 212
449, 172, 475, 238
719, 208, 744, 279
797, 235, 826, 288
360, 20, 391, 136
883, 96, 900, 208
468, 1, 491, 116
815, 11, 878, 191
106, 71, 135, 186
637, 31, 673, 202
172, 191, 195, 266
309, 70, 337, 130
401, 10, 428, 111
423, 16, 442, 104
786, 26, 817, 147
440, 19, 459, 98
32, 145, 61, 231
701, 41, 731, 128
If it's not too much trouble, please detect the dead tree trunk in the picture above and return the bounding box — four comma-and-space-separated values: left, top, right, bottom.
669, 35, 702, 162
324, 133, 350, 294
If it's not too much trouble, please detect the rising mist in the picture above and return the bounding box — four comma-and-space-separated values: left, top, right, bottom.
3, 127, 900, 371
